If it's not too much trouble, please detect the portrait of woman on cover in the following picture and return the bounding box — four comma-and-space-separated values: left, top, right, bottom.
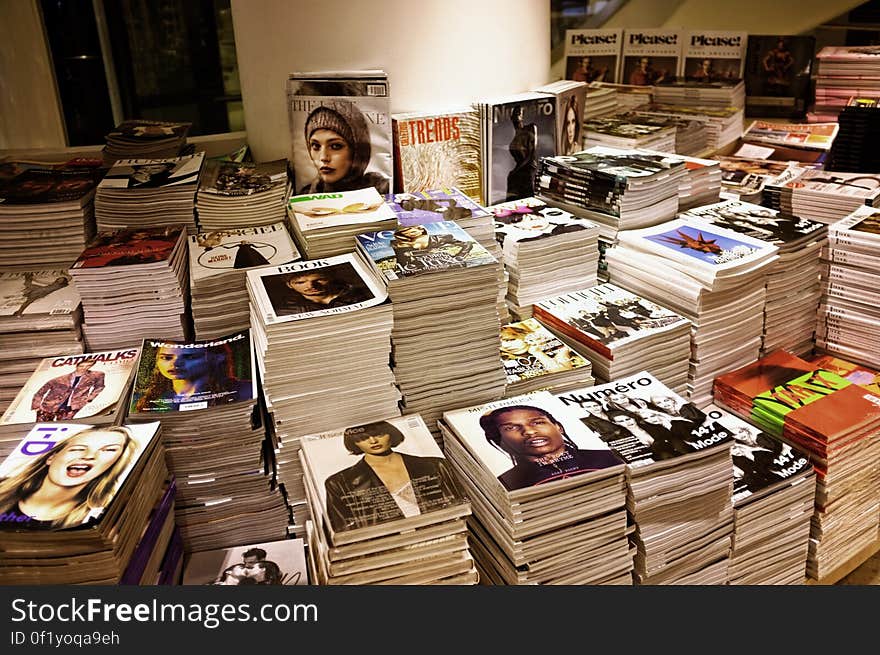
324, 420, 462, 533
0, 426, 138, 529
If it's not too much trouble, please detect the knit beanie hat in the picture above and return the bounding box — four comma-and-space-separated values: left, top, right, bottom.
304, 102, 372, 183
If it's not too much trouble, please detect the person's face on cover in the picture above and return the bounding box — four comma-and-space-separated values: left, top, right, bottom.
155, 347, 211, 382
397, 226, 426, 240
74, 361, 95, 376
511, 106, 524, 128
638, 410, 666, 425
309, 129, 353, 185
639, 57, 650, 72
494, 408, 565, 461
611, 414, 636, 429
650, 395, 676, 413
565, 106, 578, 146
733, 426, 758, 447
581, 400, 604, 415
242, 555, 261, 571
500, 330, 527, 355
287, 272, 333, 300
46, 430, 125, 488
353, 432, 392, 456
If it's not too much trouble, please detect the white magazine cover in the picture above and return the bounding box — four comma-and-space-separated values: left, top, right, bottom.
188, 222, 301, 282
183, 538, 308, 585
680, 199, 826, 245
489, 196, 598, 260
556, 372, 732, 468
246, 252, 387, 325
828, 206, 880, 243
620, 29, 683, 86
441, 390, 623, 492
1, 348, 140, 425
287, 187, 396, 232
0, 421, 160, 530
563, 28, 623, 84
680, 30, 747, 80
0, 270, 79, 318
780, 169, 880, 201
98, 153, 205, 189
300, 414, 466, 536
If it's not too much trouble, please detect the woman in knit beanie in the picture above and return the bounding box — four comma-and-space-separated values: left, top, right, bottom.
299, 102, 390, 194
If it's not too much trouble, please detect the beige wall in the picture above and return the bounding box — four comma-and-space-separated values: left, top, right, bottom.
230, 0, 551, 162
0, 0, 66, 149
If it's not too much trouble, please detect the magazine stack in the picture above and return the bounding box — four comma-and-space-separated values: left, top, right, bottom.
128, 330, 287, 552
583, 83, 618, 120
188, 222, 301, 340
246, 254, 399, 508
536, 147, 685, 234
0, 271, 83, 415
287, 187, 398, 259
714, 350, 880, 582
707, 404, 816, 585
489, 196, 600, 319
440, 392, 631, 584
816, 206, 880, 367
534, 283, 691, 393
814, 46, 880, 119
762, 168, 880, 224
652, 78, 746, 111
0, 347, 140, 459
828, 98, 880, 173
680, 199, 827, 356
120, 479, 180, 585
646, 103, 743, 153
716, 157, 801, 204
637, 149, 722, 210
68, 225, 190, 351
740, 120, 838, 164
0, 165, 102, 269
182, 537, 308, 585
300, 415, 477, 584
0, 421, 167, 584
606, 218, 779, 405
592, 82, 653, 112
94, 153, 205, 233
582, 116, 677, 152
619, 112, 711, 157
102, 120, 192, 165
356, 221, 506, 442
195, 159, 290, 230
559, 374, 735, 584
500, 318, 594, 396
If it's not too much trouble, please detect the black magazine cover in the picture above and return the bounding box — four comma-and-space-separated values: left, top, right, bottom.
744, 35, 816, 118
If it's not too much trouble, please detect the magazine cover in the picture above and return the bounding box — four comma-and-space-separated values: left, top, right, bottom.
681, 30, 747, 81
385, 188, 491, 227
830, 206, 880, 239
129, 330, 255, 413
557, 373, 732, 467
1, 348, 140, 425
0, 421, 160, 530
488, 94, 556, 205
0, 270, 79, 318
393, 108, 482, 201
300, 414, 466, 534
98, 153, 205, 190
781, 169, 880, 200
198, 159, 288, 196
501, 318, 591, 384
681, 199, 826, 244
743, 121, 839, 152
246, 252, 387, 324
287, 187, 396, 233
809, 354, 880, 396
533, 80, 588, 157
533, 283, 689, 361
744, 35, 815, 118
489, 196, 597, 257
188, 222, 301, 282
71, 225, 185, 269
564, 28, 622, 84
620, 29, 682, 86
286, 71, 392, 195
0, 167, 102, 205
441, 390, 623, 492
356, 220, 496, 280
183, 538, 308, 585
106, 119, 191, 143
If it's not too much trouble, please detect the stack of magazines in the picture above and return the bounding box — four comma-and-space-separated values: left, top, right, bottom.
128, 330, 287, 552
0, 347, 140, 459
707, 404, 816, 585
300, 415, 477, 585
188, 222, 301, 340
0, 270, 83, 415
583, 83, 618, 120
715, 156, 801, 204
714, 350, 880, 582
534, 283, 691, 393
762, 167, 880, 224
814, 46, 880, 118
102, 119, 191, 166
68, 225, 190, 351
646, 103, 743, 152
606, 218, 779, 406
828, 98, 880, 173
196, 159, 290, 230
94, 153, 205, 234
582, 115, 677, 152
740, 120, 838, 164
440, 391, 631, 584
0, 421, 167, 584
499, 318, 594, 396
286, 187, 398, 259
120, 480, 180, 585
652, 78, 746, 111
680, 199, 827, 356
246, 254, 399, 508
618, 111, 711, 157
637, 149, 721, 210
489, 196, 600, 319
816, 205, 880, 367
356, 221, 506, 442
0, 165, 103, 269
558, 374, 735, 584
182, 537, 308, 586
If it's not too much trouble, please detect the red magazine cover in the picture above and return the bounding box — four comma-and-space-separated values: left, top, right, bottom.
71, 225, 184, 269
